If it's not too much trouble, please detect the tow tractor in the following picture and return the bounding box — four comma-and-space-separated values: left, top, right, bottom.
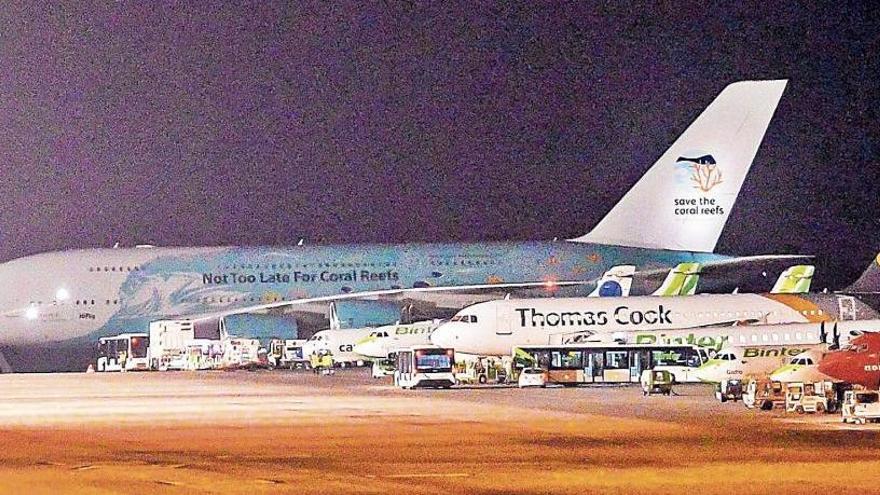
842, 391, 880, 424
640, 369, 674, 396
371, 358, 396, 378
785, 382, 825, 414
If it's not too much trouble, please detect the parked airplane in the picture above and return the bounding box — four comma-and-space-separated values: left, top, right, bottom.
352, 320, 442, 359
588, 265, 635, 297
429, 293, 877, 356
817, 332, 880, 388
0, 80, 793, 371
694, 321, 879, 383
652, 263, 702, 297
771, 265, 814, 294
301, 327, 376, 366
769, 347, 836, 384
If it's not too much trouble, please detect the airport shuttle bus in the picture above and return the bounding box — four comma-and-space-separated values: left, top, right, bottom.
394, 346, 456, 389
96, 333, 150, 371
513, 343, 708, 385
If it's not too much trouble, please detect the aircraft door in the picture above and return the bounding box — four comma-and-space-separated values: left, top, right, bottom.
838, 296, 857, 321
496, 307, 512, 335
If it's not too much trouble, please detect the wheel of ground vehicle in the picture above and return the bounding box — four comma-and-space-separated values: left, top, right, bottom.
719, 394, 728, 403
816, 403, 825, 413
795, 406, 805, 414
478, 374, 487, 384
760, 400, 773, 411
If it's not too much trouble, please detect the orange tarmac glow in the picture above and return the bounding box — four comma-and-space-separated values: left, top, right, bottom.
0, 370, 878, 494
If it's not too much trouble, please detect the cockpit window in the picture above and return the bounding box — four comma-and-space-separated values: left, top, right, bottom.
451, 315, 477, 323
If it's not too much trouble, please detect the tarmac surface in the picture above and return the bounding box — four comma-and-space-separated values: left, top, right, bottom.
1, 369, 880, 494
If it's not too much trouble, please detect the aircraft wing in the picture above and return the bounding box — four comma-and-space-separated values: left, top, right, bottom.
183, 279, 593, 324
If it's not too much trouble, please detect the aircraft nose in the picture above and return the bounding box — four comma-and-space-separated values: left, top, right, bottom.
353, 342, 379, 359
430, 324, 457, 349
769, 365, 794, 383
817, 355, 846, 381
693, 362, 723, 383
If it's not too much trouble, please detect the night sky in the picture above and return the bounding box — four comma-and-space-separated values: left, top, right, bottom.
0, 2, 877, 290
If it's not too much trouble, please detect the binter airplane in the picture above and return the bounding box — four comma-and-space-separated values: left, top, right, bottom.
0, 80, 798, 371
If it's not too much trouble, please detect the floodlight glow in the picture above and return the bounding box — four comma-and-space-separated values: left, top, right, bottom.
25, 306, 38, 320
56, 288, 70, 301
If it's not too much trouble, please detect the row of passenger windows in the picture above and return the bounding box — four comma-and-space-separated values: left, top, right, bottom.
450, 315, 478, 323
734, 332, 817, 344
29, 299, 121, 306
198, 295, 284, 304
429, 259, 498, 266
221, 262, 398, 270
88, 266, 141, 272
680, 309, 825, 319
75, 299, 121, 305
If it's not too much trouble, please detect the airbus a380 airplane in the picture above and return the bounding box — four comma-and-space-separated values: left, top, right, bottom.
0, 80, 794, 371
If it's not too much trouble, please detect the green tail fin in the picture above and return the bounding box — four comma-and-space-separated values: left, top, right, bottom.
771, 265, 815, 294
653, 263, 702, 296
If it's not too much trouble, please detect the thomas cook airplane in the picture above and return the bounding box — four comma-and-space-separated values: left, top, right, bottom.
0, 80, 795, 371
429, 291, 879, 357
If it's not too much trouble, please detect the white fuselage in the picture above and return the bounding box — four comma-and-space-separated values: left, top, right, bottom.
429, 294, 858, 356
302, 327, 377, 364
353, 320, 441, 359
0, 247, 172, 345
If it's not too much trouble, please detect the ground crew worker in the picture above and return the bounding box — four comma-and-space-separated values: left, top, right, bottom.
319, 351, 334, 375
310, 351, 320, 373
118, 349, 127, 372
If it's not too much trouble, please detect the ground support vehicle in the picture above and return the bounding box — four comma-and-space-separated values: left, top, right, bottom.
267, 339, 307, 370
513, 343, 705, 386
96, 333, 150, 372
714, 379, 744, 403
641, 369, 674, 396
394, 347, 455, 389
222, 338, 265, 369
149, 320, 197, 371
785, 381, 838, 414
842, 391, 880, 424
518, 368, 547, 388
309, 350, 335, 375
371, 359, 396, 378
743, 379, 786, 410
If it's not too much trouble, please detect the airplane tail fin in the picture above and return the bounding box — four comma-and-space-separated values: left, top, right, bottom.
588, 265, 635, 297
770, 265, 815, 294
844, 254, 880, 294
570, 80, 788, 252
652, 262, 702, 296
328, 302, 341, 331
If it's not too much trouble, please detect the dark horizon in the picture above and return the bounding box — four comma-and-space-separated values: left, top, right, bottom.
1, 2, 877, 290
